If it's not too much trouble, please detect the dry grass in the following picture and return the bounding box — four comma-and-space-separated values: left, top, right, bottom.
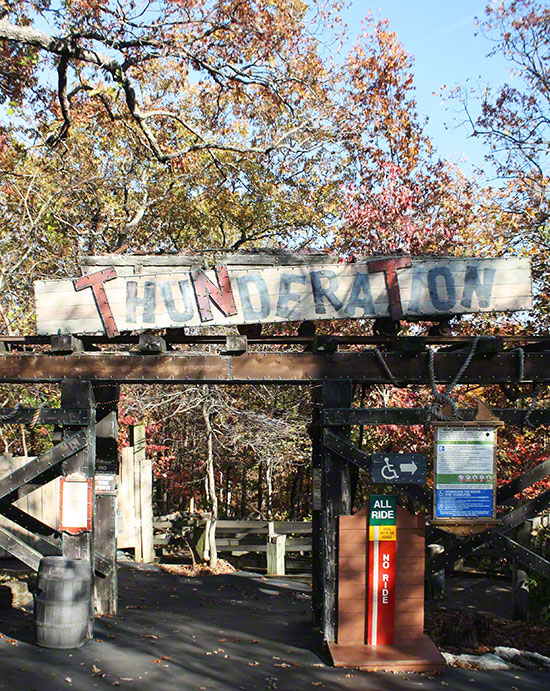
159, 559, 236, 577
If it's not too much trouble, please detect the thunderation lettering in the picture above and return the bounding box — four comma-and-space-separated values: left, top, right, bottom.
34, 256, 532, 337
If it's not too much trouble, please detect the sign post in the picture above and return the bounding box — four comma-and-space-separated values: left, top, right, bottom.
367, 494, 397, 645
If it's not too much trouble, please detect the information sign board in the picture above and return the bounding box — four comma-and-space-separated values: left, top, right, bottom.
434, 425, 497, 519
59, 475, 93, 534
367, 494, 396, 646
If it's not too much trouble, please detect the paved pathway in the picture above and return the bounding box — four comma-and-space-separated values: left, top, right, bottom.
0, 561, 548, 690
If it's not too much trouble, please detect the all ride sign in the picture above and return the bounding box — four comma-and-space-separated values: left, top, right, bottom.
367, 494, 397, 646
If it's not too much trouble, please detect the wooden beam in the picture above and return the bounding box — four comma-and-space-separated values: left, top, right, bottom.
497, 459, 550, 504
0, 526, 43, 571
325, 408, 550, 426
0, 431, 87, 501
0, 350, 549, 384
0, 406, 90, 426
0, 505, 60, 539
484, 531, 550, 578
322, 430, 371, 470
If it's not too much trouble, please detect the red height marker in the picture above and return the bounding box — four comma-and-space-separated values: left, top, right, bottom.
367, 495, 397, 646
368, 257, 412, 320
73, 268, 120, 338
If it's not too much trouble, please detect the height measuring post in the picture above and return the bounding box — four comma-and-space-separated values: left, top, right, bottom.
367, 494, 396, 646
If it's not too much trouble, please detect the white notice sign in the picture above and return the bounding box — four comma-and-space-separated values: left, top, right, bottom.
435, 426, 496, 519
60, 478, 92, 532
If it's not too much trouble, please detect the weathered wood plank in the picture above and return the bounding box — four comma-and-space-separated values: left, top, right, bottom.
118, 447, 136, 549
80, 252, 331, 273
0, 526, 43, 571
36, 257, 532, 335
131, 425, 154, 564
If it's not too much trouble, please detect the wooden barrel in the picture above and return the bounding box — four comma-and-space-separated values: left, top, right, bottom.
34, 557, 92, 649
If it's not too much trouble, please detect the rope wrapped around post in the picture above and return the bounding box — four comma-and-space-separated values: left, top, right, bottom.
0, 402, 21, 422
426, 335, 493, 421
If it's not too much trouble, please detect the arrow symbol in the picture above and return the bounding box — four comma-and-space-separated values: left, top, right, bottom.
399, 460, 417, 474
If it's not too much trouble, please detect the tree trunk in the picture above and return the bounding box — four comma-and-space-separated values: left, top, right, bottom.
203, 396, 218, 569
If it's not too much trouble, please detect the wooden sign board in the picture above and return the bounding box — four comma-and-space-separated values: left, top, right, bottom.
34, 255, 531, 336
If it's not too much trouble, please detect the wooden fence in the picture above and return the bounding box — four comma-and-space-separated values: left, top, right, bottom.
116, 439, 154, 563
0, 440, 154, 564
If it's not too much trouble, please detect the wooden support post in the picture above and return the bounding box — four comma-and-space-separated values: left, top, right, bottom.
61, 381, 95, 562
512, 561, 530, 621
310, 384, 323, 626
321, 381, 353, 644
61, 380, 95, 639
93, 384, 119, 616
130, 425, 154, 563
426, 544, 445, 600
266, 534, 286, 576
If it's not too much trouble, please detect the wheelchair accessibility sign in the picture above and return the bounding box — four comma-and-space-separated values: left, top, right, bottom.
371, 453, 428, 484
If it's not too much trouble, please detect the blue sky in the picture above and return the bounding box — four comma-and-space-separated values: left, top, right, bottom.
340, 1, 510, 175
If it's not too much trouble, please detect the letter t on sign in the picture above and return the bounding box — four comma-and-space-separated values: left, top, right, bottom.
368, 257, 412, 320
73, 268, 120, 338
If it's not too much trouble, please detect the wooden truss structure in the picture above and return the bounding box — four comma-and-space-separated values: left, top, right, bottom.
0, 332, 549, 641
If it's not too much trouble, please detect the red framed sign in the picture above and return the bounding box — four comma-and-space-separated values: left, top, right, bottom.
59, 475, 93, 534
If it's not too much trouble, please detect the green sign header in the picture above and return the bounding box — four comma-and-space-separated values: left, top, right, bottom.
369, 495, 396, 526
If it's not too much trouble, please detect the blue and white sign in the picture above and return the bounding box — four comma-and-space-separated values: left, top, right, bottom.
434, 426, 497, 519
